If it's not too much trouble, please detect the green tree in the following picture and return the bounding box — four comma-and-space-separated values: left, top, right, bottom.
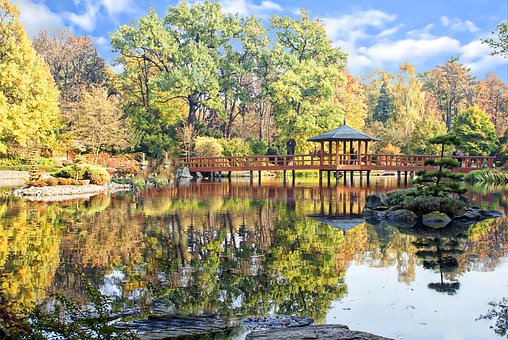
481, 23, 508, 57
269, 10, 347, 154
0, 0, 61, 157
451, 106, 498, 156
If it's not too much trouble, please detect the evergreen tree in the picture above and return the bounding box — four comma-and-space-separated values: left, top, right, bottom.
451, 106, 498, 156
373, 81, 395, 123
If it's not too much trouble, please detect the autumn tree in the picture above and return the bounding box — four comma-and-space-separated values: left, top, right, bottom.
67, 87, 131, 163
473, 72, 508, 137
333, 73, 368, 131
424, 58, 474, 131
0, 0, 61, 157
33, 29, 109, 107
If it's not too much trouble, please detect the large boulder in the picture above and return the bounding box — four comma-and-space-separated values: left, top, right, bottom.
365, 194, 389, 210
423, 211, 451, 228
385, 209, 417, 228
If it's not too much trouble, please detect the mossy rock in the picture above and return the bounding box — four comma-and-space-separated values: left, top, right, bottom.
422, 211, 451, 228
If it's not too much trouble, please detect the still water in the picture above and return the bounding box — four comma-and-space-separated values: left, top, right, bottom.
1, 177, 507, 339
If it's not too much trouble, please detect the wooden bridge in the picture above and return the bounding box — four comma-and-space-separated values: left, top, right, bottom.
177, 153, 494, 184
177, 125, 494, 185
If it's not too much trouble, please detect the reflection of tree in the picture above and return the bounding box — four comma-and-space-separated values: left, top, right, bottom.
478, 297, 508, 338
0, 198, 62, 306
146, 203, 348, 323
413, 235, 465, 295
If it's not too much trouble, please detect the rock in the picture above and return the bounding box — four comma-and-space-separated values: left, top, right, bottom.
422, 211, 451, 228
116, 315, 233, 339
241, 315, 313, 329
246, 324, 392, 340
365, 194, 389, 210
479, 209, 503, 219
363, 207, 387, 220
39, 173, 54, 179
386, 209, 417, 223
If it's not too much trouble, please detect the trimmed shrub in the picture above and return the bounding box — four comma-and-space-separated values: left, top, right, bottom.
250, 140, 269, 155
194, 136, 223, 157
53, 164, 110, 185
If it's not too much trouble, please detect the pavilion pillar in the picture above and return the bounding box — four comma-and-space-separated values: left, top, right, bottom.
358, 140, 362, 165
328, 141, 332, 164
335, 140, 339, 167
320, 141, 324, 165
365, 141, 369, 165
342, 140, 346, 165
349, 141, 353, 165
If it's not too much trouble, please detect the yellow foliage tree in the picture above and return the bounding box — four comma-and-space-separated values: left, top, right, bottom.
0, 0, 61, 157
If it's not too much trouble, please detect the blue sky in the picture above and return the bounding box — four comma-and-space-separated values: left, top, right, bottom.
15, 0, 508, 81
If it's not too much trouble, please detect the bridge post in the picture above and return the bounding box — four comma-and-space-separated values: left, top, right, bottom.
258, 171, 262, 184
319, 170, 323, 186
367, 170, 371, 185
228, 171, 231, 180
397, 171, 401, 184
292, 170, 296, 186
343, 171, 347, 185
335, 171, 339, 185
404, 171, 408, 185
250, 171, 253, 184
283, 170, 287, 184
327, 171, 331, 186
350, 171, 354, 185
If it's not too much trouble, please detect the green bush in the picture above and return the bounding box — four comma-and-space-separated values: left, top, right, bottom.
249, 140, 268, 155
387, 188, 465, 216
466, 169, 508, 184
53, 164, 110, 185
219, 138, 252, 157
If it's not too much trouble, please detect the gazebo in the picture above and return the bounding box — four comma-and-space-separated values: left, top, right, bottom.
307, 123, 381, 166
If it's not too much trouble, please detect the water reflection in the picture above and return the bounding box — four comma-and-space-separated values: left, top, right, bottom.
0, 178, 507, 337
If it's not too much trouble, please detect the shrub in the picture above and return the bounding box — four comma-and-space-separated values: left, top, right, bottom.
53, 164, 110, 185
466, 169, 508, 184
380, 144, 401, 154
250, 140, 268, 155
219, 138, 252, 156
194, 136, 223, 157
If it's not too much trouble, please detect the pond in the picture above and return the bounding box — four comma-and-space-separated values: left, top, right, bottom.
1, 177, 507, 339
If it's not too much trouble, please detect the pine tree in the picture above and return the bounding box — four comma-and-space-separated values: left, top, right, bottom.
373, 81, 395, 123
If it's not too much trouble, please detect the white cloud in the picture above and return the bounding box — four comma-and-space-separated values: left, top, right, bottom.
100, 0, 136, 16
460, 40, 506, 73
218, 0, 282, 16
324, 9, 396, 41
440, 16, 480, 33
16, 0, 65, 37
407, 24, 435, 39
64, 1, 100, 32
377, 24, 404, 38
359, 36, 461, 63
94, 36, 108, 46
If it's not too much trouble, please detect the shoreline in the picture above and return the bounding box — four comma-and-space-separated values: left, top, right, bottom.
12, 182, 132, 202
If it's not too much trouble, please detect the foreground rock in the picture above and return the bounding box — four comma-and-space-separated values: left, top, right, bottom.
246, 324, 392, 340
13, 182, 131, 201
116, 315, 234, 339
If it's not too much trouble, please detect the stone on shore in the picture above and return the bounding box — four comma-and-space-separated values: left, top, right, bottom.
246, 324, 392, 340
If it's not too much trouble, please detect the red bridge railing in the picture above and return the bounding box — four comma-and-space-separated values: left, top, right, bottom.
177, 154, 495, 173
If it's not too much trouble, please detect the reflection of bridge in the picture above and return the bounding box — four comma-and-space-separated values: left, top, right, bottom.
179, 153, 494, 184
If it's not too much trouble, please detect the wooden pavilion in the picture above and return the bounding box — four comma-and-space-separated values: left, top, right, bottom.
307, 123, 381, 184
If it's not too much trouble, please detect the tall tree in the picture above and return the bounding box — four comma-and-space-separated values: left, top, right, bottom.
0, 0, 61, 157
473, 72, 508, 137
269, 10, 347, 154
333, 73, 368, 131
373, 80, 395, 123
424, 58, 474, 131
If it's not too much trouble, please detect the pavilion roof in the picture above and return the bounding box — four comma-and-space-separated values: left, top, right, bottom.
307, 124, 381, 142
